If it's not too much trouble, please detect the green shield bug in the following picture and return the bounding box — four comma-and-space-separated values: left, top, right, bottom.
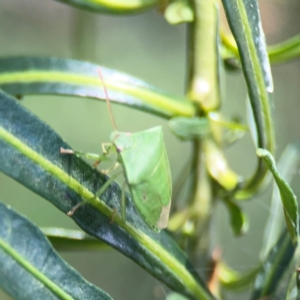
61, 68, 172, 231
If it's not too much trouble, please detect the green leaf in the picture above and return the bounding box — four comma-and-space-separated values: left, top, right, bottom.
221, 32, 300, 66
257, 148, 299, 245
261, 144, 300, 259
42, 228, 109, 251
0, 201, 112, 300
222, 198, 249, 236
219, 262, 261, 291
222, 0, 275, 200
251, 229, 297, 299
52, 0, 158, 14
0, 90, 214, 300
168, 117, 210, 141
0, 56, 194, 119
204, 139, 241, 191
285, 271, 299, 300
269, 34, 300, 64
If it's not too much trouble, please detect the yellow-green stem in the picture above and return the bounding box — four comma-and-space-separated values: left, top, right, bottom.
187, 0, 219, 112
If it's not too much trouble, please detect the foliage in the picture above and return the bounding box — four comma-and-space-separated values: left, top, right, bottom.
0, 0, 300, 299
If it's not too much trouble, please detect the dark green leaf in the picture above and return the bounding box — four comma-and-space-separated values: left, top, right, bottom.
251, 229, 297, 299
0, 202, 112, 300
222, 0, 275, 200
52, 0, 158, 14
0, 90, 214, 300
257, 148, 299, 245
0, 56, 194, 119
222, 199, 248, 236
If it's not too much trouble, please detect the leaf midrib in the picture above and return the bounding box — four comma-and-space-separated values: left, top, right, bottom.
0, 237, 74, 300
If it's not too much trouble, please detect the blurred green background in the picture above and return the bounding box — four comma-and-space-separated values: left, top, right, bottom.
0, 0, 300, 299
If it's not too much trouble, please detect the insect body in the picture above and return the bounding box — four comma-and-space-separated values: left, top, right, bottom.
111, 127, 172, 230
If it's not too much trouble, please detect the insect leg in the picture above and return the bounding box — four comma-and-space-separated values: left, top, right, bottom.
93, 143, 115, 168
94, 171, 123, 199
67, 171, 122, 217
102, 142, 113, 153
67, 202, 83, 216
60, 147, 110, 162
100, 162, 120, 175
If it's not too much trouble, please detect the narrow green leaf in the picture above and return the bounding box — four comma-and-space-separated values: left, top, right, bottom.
269, 34, 300, 64
257, 148, 299, 245
261, 144, 300, 259
0, 91, 214, 300
251, 229, 297, 299
42, 228, 109, 251
168, 117, 210, 141
285, 271, 299, 300
222, 0, 275, 199
0, 201, 112, 300
297, 269, 300, 300
221, 32, 300, 66
208, 112, 248, 132
204, 139, 241, 191
0, 56, 194, 119
219, 262, 261, 291
52, 0, 158, 14
222, 199, 249, 236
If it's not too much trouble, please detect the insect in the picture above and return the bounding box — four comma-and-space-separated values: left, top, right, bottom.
61, 68, 172, 231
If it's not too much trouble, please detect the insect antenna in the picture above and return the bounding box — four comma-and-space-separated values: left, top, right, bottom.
97, 67, 118, 132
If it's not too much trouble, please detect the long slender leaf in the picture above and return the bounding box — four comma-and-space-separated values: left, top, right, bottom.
222, 0, 275, 200
0, 56, 194, 119
268, 34, 300, 64
0, 202, 112, 300
204, 139, 241, 191
261, 144, 300, 259
0, 90, 214, 300
53, 0, 158, 14
221, 32, 300, 65
219, 263, 261, 291
285, 271, 299, 300
257, 148, 299, 245
222, 198, 248, 236
251, 229, 297, 299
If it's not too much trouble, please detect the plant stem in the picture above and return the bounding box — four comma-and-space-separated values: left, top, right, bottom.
187, 0, 220, 112
185, 0, 218, 270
